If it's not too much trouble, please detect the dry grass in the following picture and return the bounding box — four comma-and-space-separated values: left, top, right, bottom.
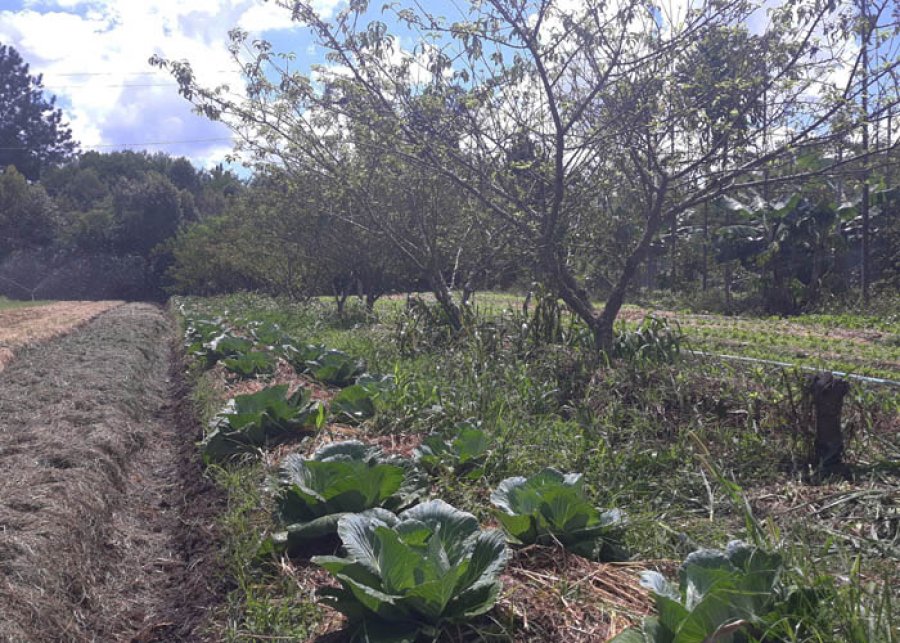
0, 304, 221, 642
0, 300, 122, 372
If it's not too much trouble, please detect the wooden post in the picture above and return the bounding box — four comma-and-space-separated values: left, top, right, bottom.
807, 373, 851, 475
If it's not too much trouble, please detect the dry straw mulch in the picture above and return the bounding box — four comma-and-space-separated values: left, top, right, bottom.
0, 300, 122, 372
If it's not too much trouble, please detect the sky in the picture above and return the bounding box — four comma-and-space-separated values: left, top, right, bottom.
0, 0, 346, 169
0, 1, 888, 172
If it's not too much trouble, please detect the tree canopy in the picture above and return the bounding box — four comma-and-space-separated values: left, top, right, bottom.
0, 43, 78, 180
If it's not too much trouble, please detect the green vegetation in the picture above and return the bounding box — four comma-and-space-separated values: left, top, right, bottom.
201, 385, 322, 462
491, 468, 626, 561
176, 293, 898, 641
414, 425, 490, 480
612, 542, 819, 643
0, 296, 50, 310
272, 441, 426, 551
313, 500, 508, 642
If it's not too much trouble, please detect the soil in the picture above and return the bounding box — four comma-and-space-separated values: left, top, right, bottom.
0, 303, 224, 642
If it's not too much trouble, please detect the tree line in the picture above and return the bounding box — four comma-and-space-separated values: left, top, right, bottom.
2, 0, 898, 332
154, 0, 897, 348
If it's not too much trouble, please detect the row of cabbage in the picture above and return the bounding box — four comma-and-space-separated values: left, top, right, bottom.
183, 317, 392, 460
182, 314, 824, 643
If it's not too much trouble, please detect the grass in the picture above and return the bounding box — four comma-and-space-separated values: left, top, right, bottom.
0, 296, 51, 310
174, 292, 899, 641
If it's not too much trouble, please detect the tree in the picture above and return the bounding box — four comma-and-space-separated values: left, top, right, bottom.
155, 0, 899, 348
0, 44, 77, 180
0, 165, 57, 257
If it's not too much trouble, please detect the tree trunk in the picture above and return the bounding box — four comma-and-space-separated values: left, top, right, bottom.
430, 271, 463, 331
591, 210, 665, 351
860, 0, 871, 305
702, 200, 709, 292
807, 373, 850, 475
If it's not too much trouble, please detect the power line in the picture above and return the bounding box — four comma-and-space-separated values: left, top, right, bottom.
38, 69, 242, 77
0, 137, 234, 151
42, 82, 182, 89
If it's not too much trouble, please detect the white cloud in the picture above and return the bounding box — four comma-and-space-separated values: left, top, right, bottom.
0, 0, 344, 167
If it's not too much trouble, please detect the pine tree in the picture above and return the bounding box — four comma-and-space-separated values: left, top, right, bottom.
0, 43, 77, 180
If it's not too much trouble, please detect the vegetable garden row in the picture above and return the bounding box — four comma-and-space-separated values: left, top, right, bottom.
175, 299, 889, 642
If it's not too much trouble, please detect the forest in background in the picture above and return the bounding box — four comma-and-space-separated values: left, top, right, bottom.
2, 0, 898, 322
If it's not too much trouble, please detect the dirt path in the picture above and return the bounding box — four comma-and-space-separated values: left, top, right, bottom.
0, 303, 222, 642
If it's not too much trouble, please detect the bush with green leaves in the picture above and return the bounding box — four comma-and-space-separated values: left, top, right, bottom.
271, 441, 426, 549
330, 374, 395, 423
249, 320, 293, 348
414, 424, 490, 480
613, 315, 683, 364
312, 500, 509, 642
202, 384, 322, 461
183, 317, 226, 351
222, 350, 278, 378
490, 468, 625, 560
611, 541, 823, 643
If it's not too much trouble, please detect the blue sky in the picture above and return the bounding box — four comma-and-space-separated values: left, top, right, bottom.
0, 0, 348, 169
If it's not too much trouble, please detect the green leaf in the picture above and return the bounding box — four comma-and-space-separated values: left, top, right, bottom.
200, 384, 319, 461
491, 468, 625, 560
222, 351, 277, 377
315, 500, 508, 634
275, 442, 425, 546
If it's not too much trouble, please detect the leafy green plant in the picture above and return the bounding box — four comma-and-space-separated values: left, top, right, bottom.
414, 424, 490, 480
202, 385, 321, 461
613, 316, 683, 365
203, 333, 255, 365
490, 468, 625, 560
283, 342, 329, 372
307, 349, 366, 387
250, 320, 293, 347
611, 541, 823, 643
222, 350, 278, 378
331, 374, 395, 423
183, 317, 226, 350
271, 441, 426, 549
312, 499, 509, 642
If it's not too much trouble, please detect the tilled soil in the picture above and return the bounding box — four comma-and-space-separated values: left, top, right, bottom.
0, 304, 223, 642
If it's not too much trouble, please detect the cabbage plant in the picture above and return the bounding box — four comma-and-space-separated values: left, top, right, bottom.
202, 333, 254, 366
491, 468, 625, 560
249, 320, 293, 347
273, 441, 426, 548
330, 374, 394, 423
284, 342, 327, 371
312, 500, 509, 642
611, 541, 821, 643
307, 349, 365, 387
201, 385, 321, 461
414, 425, 490, 480
222, 350, 277, 378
